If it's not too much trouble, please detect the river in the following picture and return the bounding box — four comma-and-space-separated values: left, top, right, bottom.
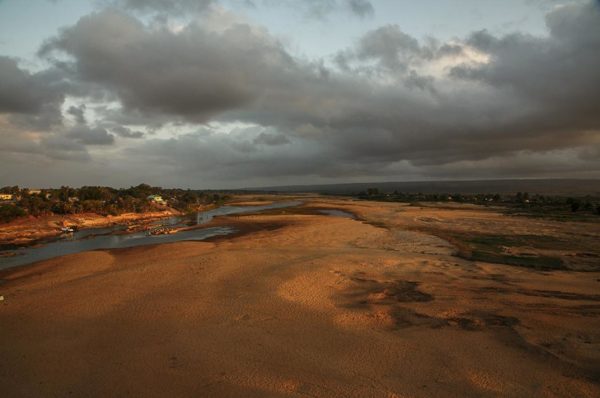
0, 201, 301, 270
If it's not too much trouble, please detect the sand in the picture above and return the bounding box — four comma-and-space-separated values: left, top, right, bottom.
1, 198, 599, 397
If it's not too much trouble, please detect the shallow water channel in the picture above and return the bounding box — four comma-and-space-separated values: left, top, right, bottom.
0, 201, 301, 270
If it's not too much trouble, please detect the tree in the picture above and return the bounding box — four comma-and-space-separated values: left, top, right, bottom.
58, 186, 76, 202
568, 198, 581, 212
18, 195, 51, 216
51, 201, 74, 214
0, 204, 26, 223
0, 186, 20, 194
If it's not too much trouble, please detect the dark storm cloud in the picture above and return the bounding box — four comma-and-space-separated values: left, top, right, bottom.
36, 2, 600, 169
109, 125, 145, 139
40, 9, 294, 122
125, 128, 333, 185
41, 135, 91, 161
93, 105, 170, 131
67, 105, 87, 124
0, 56, 64, 115
316, 3, 598, 162
335, 25, 421, 72
4, 0, 600, 185
0, 57, 70, 136
334, 25, 463, 76
253, 131, 290, 146
0, 118, 91, 163
451, 1, 600, 130
0, 120, 43, 155
232, 0, 599, 179
66, 125, 115, 145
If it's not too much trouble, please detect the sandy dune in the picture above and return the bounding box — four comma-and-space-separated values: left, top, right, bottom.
1, 198, 599, 397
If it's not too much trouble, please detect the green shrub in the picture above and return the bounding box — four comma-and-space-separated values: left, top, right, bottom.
0, 204, 26, 223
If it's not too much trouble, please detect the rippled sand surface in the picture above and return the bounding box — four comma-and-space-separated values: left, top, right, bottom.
1, 198, 599, 397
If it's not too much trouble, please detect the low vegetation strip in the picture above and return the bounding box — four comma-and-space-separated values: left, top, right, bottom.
354, 188, 600, 221
419, 230, 575, 270
468, 250, 565, 270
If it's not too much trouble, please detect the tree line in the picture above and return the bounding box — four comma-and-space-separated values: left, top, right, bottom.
357, 189, 600, 216
0, 184, 229, 223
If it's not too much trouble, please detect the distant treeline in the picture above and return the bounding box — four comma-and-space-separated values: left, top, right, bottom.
248, 179, 600, 196
356, 188, 600, 218
0, 184, 229, 223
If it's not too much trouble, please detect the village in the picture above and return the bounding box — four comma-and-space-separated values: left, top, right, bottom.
0, 184, 229, 222
0, 185, 234, 246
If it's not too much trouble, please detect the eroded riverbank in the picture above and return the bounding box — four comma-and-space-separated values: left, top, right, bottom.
0, 209, 184, 247
0, 200, 302, 270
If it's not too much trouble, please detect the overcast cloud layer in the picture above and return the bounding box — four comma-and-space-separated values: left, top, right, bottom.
0, 0, 599, 188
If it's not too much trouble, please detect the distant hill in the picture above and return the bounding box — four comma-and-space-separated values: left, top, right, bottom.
244, 179, 600, 196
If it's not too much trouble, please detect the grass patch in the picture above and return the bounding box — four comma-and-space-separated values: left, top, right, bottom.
469, 250, 565, 270
502, 206, 600, 222
467, 234, 566, 251
419, 230, 569, 270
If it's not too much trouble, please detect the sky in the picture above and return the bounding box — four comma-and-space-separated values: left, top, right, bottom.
0, 0, 598, 189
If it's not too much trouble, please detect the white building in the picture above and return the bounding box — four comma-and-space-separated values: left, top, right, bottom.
147, 195, 166, 204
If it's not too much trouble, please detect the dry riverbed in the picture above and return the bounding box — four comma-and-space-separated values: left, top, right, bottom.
0, 197, 599, 397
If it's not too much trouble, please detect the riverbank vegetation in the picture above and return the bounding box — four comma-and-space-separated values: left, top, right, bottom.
0, 184, 230, 223
356, 189, 600, 221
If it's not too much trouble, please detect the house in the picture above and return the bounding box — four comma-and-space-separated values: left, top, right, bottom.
27, 189, 42, 195
147, 195, 166, 204
0, 193, 14, 201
